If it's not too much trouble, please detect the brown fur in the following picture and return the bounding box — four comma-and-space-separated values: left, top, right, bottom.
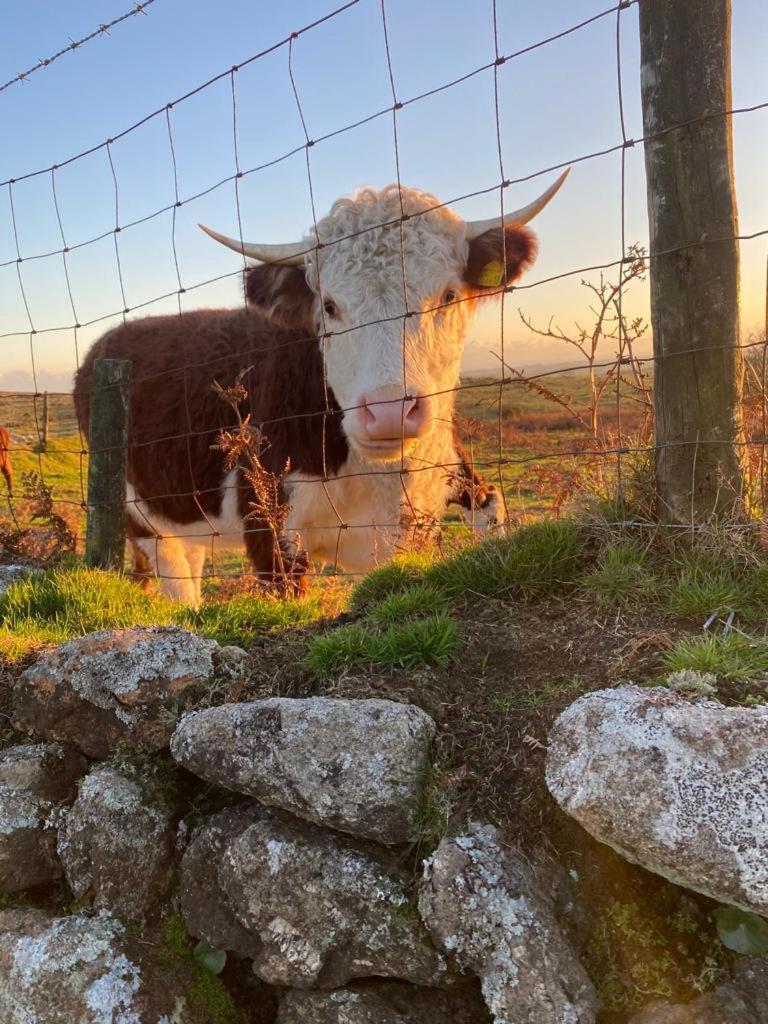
464, 224, 538, 291
0, 427, 12, 497
73, 303, 347, 574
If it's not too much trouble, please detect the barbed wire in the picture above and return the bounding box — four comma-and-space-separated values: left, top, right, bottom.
1, 0, 766, 593
0, 1, 157, 96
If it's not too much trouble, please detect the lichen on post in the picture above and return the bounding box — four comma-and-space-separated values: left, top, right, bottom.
639, 0, 746, 523
84, 357, 131, 571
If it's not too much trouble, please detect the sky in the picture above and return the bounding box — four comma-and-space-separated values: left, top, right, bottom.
1, 0, 766, 391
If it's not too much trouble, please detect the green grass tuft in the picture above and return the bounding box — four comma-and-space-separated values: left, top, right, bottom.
580, 540, 661, 607
0, 565, 176, 660
350, 552, 436, 612
185, 592, 327, 648
376, 614, 459, 671
304, 613, 459, 680
0, 564, 336, 661
368, 583, 449, 627
663, 634, 768, 682
661, 551, 749, 619
425, 520, 586, 600
303, 623, 375, 680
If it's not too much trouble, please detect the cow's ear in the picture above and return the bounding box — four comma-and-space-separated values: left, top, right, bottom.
463, 224, 538, 294
244, 264, 315, 333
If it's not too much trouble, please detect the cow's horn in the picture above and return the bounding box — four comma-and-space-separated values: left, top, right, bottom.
464, 168, 570, 241
198, 224, 306, 265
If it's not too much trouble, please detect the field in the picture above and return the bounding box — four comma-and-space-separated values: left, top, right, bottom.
0, 370, 648, 564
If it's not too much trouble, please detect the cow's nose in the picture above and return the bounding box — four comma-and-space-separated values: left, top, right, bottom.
356, 387, 430, 441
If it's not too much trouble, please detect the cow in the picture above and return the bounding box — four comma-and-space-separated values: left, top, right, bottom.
73, 173, 568, 606
241, 263, 504, 533
0, 427, 12, 497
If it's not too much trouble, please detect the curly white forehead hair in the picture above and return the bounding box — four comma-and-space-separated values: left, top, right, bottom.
304, 184, 467, 293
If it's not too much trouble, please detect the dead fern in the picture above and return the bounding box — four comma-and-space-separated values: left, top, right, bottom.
211, 371, 308, 595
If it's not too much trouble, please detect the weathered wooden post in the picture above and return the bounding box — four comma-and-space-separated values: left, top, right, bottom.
85, 358, 131, 570
639, 0, 745, 522
40, 392, 49, 452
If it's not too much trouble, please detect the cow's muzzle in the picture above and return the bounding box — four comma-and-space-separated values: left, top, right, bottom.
350, 385, 432, 460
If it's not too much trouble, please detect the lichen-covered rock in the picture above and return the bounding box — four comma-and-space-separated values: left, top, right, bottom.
178, 803, 265, 961
419, 823, 599, 1024
545, 685, 768, 914
171, 697, 436, 844
0, 907, 214, 1022
13, 626, 221, 757
277, 980, 490, 1023
218, 809, 449, 989
57, 765, 174, 920
0, 743, 86, 893
0, 564, 40, 596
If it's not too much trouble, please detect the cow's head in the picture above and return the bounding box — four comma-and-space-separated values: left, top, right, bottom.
201, 172, 567, 462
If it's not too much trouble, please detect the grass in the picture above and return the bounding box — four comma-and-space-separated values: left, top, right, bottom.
367, 583, 449, 626
0, 564, 342, 661
353, 521, 587, 613
0, 564, 176, 659
427, 520, 586, 599
350, 552, 437, 612
663, 634, 768, 682
580, 540, 660, 607
307, 521, 586, 680
304, 613, 459, 680
187, 590, 334, 647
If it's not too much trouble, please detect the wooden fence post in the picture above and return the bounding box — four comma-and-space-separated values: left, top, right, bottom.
41, 392, 49, 453
85, 358, 131, 571
639, 0, 745, 523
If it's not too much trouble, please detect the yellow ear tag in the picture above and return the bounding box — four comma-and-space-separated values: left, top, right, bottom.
477, 259, 505, 288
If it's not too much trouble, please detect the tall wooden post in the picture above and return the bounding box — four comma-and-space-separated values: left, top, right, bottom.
85, 358, 131, 571
639, 0, 745, 523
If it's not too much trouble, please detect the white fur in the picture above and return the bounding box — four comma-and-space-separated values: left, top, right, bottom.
304, 186, 475, 456
127, 470, 244, 607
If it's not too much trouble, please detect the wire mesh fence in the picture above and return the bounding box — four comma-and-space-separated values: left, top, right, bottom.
1, 0, 766, 601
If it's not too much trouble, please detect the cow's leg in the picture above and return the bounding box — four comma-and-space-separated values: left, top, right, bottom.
1, 462, 11, 497
243, 519, 309, 597
131, 534, 199, 605
186, 544, 207, 608
128, 538, 153, 590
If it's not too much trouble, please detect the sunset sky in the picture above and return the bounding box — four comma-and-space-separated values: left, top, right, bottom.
1, 0, 766, 390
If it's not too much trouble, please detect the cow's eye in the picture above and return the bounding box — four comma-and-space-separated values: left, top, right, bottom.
442, 289, 458, 305
323, 299, 338, 318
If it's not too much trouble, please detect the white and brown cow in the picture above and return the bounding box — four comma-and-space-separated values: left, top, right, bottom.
73, 174, 568, 605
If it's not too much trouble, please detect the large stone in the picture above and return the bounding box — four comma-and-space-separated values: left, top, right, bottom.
0, 743, 86, 893
57, 765, 174, 920
0, 908, 216, 1022
178, 803, 264, 961
171, 697, 436, 844
219, 809, 449, 989
419, 823, 599, 1024
13, 626, 222, 757
277, 980, 490, 1023
546, 685, 768, 914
